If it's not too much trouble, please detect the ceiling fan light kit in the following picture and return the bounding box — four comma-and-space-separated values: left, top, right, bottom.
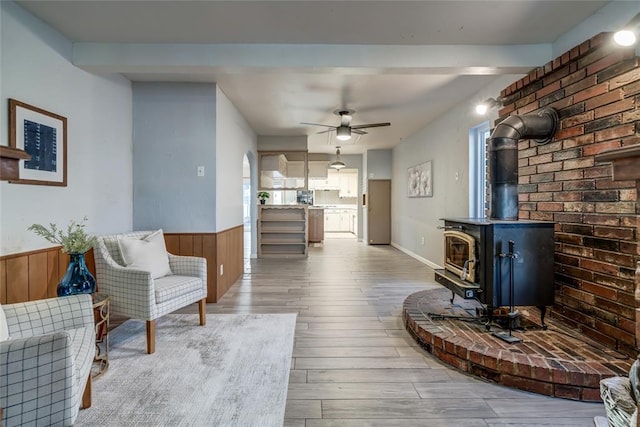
336, 126, 351, 141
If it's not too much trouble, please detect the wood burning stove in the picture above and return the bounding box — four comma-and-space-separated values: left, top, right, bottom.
435, 218, 555, 327
432, 107, 559, 332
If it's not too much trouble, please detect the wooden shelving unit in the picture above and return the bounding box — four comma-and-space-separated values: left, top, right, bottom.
258, 205, 308, 258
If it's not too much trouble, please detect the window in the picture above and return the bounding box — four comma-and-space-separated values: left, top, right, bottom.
469, 122, 491, 218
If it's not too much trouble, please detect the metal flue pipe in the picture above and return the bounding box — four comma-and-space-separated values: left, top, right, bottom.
488, 107, 558, 220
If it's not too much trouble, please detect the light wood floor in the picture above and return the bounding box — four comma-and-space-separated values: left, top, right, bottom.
192, 238, 606, 426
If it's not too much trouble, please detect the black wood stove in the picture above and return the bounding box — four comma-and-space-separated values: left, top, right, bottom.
432, 108, 559, 335
434, 217, 554, 328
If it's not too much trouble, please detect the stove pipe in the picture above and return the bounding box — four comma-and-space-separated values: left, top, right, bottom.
488, 107, 558, 220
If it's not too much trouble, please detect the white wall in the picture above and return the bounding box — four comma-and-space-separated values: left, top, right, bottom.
0, 1, 132, 255
132, 82, 217, 232
215, 86, 258, 232
391, 75, 520, 267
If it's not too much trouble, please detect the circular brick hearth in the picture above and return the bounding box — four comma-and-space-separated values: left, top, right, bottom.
403, 288, 633, 402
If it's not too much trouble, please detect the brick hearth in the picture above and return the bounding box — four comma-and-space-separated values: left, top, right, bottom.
403, 288, 633, 402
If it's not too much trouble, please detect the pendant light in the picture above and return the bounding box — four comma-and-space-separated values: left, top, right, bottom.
330, 146, 346, 170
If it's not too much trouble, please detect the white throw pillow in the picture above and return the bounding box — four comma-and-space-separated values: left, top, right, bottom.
118, 229, 172, 279
0, 303, 9, 342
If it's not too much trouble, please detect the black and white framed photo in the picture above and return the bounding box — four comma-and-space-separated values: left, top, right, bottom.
9, 98, 67, 186
407, 160, 432, 197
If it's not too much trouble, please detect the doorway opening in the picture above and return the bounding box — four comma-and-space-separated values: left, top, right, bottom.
242, 153, 253, 260
310, 168, 358, 240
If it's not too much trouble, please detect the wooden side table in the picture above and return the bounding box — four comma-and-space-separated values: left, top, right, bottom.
92, 292, 110, 379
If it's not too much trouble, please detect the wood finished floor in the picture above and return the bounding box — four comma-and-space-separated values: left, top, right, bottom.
181, 238, 605, 426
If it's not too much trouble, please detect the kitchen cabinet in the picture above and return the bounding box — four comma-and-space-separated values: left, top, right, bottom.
259, 151, 307, 190
325, 209, 355, 232
325, 212, 341, 232
308, 161, 328, 179
258, 205, 308, 258
261, 154, 286, 175
308, 208, 325, 243
287, 161, 305, 178
339, 173, 358, 198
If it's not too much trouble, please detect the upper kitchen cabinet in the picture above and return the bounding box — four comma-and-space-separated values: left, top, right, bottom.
338, 172, 358, 198
308, 161, 329, 179
259, 151, 308, 190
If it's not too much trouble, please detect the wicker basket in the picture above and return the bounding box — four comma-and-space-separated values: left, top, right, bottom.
600, 377, 635, 427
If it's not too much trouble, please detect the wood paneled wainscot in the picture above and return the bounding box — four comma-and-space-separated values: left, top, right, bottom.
0, 248, 96, 304
0, 226, 243, 304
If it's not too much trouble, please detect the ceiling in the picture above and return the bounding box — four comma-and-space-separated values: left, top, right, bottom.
17, 0, 621, 155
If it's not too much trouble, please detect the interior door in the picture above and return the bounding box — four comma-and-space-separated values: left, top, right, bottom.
367, 179, 391, 244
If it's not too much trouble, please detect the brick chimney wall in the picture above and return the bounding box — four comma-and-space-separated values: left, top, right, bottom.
497, 32, 640, 357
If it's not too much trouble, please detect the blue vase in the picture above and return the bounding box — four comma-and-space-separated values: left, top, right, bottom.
58, 253, 96, 296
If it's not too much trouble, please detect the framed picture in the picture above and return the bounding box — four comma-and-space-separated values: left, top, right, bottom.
407, 160, 432, 197
9, 99, 67, 186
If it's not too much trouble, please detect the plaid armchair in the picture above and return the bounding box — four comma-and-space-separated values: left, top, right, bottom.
0, 294, 95, 427
93, 231, 207, 354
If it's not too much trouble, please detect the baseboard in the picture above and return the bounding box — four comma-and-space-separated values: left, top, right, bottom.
390, 242, 442, 270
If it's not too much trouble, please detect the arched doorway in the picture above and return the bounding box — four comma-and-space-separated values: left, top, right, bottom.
242, 152, 257, 260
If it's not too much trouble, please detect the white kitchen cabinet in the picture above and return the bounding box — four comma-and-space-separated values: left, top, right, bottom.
325, 212, 341, 231
325, 209, 355, 232
312, 173, 340, 190
339, 173, 358, 198
327, 173, 340, 189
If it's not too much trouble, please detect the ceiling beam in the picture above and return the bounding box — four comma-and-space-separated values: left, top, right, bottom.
73, 43, 551, 76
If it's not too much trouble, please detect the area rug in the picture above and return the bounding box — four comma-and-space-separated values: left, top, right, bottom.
76, 313, 297, 426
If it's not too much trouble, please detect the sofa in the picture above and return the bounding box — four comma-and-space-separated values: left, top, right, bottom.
0, 294, 95, 427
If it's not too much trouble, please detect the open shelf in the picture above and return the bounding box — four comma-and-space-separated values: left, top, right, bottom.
258, 205, 308, 258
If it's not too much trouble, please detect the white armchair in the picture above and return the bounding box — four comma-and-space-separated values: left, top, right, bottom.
93, 230, 207, 354
0, 294, 95, 427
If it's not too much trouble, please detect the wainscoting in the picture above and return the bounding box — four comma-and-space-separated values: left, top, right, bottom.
0, 225, 243, 304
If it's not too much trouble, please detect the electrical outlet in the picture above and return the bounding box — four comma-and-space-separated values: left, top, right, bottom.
220, 264, 224, 276
421, 236, 425, 245
197, 166, 205, 177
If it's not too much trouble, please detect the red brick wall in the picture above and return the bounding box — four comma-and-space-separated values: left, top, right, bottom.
497, 33, 640, 357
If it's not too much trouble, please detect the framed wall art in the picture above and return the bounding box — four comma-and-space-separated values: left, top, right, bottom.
9, 98, 67, 186
407, 160, 432, 197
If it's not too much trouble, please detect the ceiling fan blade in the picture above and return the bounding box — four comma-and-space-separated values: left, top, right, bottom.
352, 129, 368, 135
316, 129, 334, 135
300, 122, 336, 128
350, 122, 391, 130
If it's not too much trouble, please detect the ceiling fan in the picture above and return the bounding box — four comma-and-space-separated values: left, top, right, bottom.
302, 110, 390, 141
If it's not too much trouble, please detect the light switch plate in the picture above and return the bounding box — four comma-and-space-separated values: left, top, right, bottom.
197, 166, 205, 176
